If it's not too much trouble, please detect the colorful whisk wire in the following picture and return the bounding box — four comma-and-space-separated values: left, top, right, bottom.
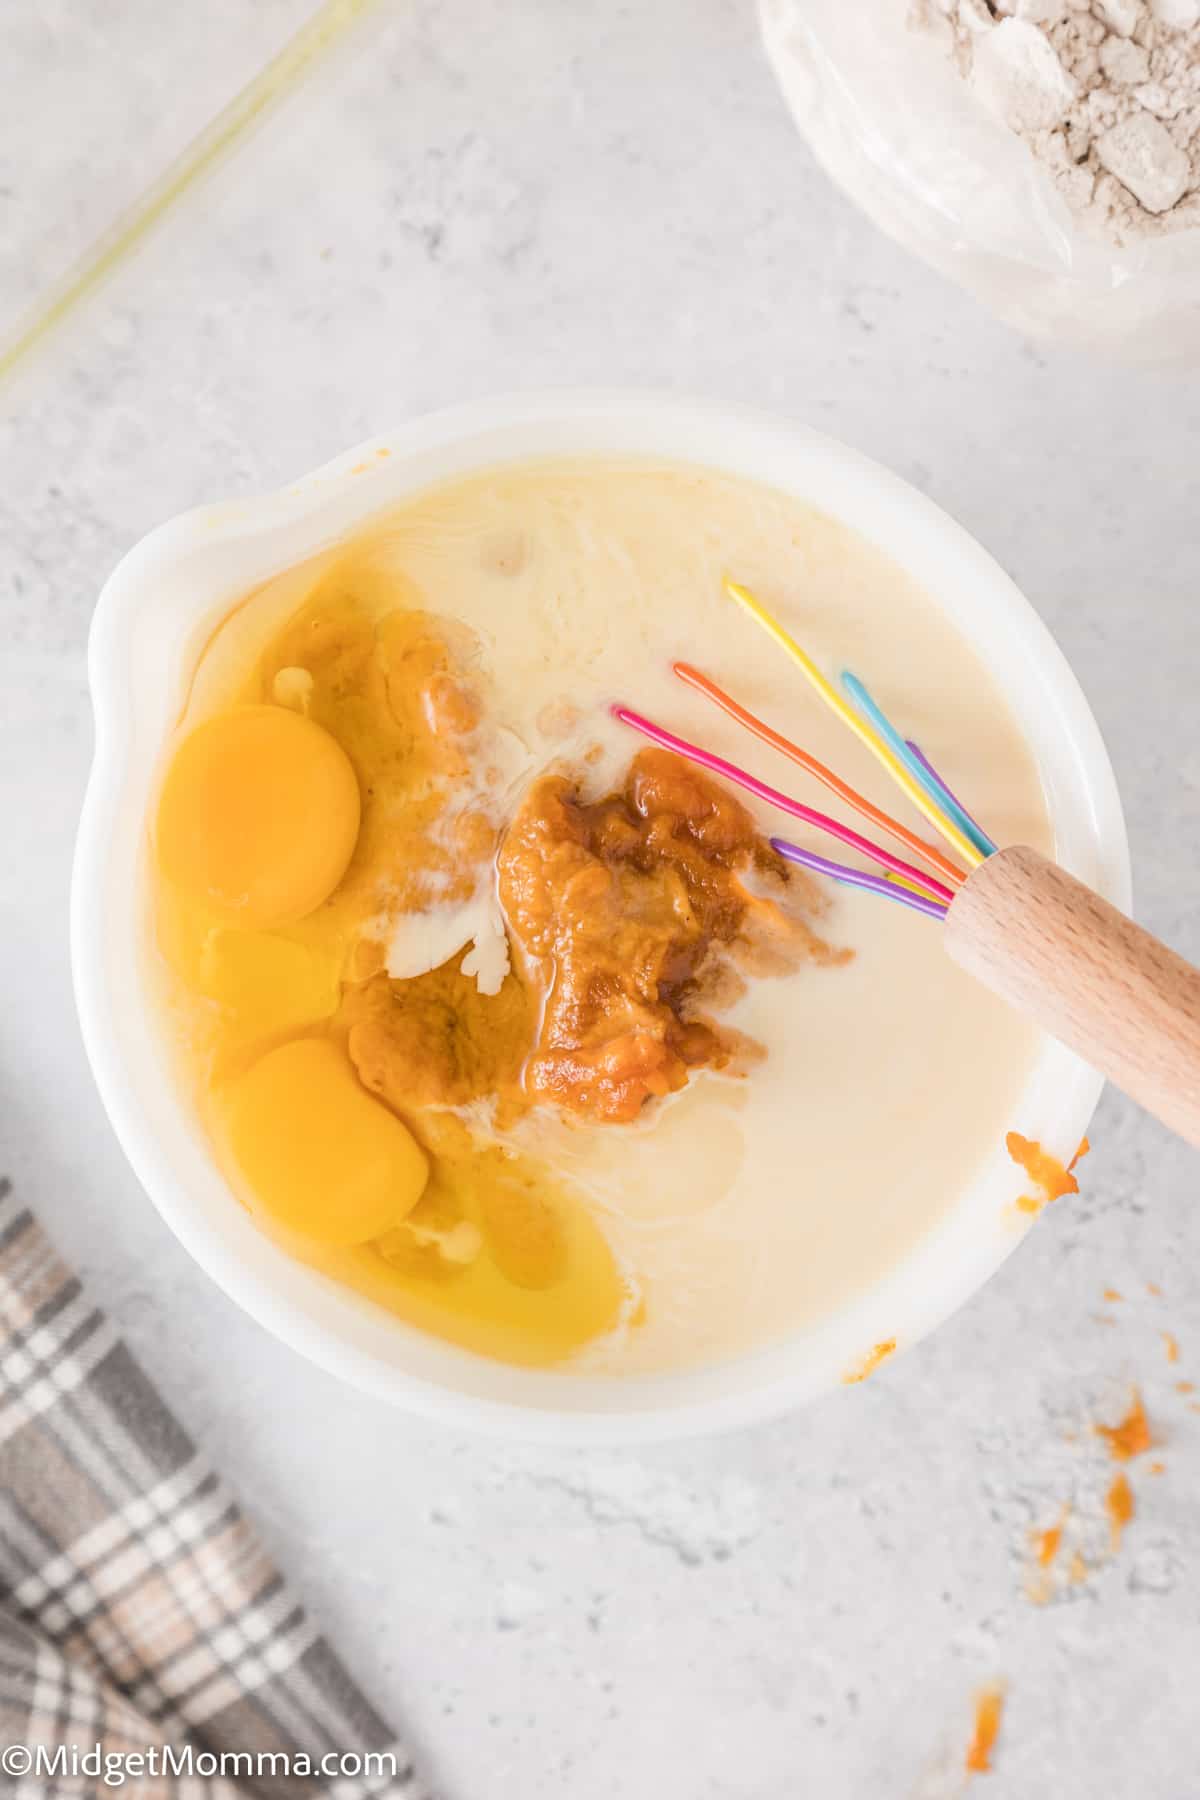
770, 840, 950, 921
672, 661, 967, 892
612, 579, 997, 923
610, 707, 956, 906
723, 580, 987, 871
902, 738, 994, 857
839, 671, 997, 859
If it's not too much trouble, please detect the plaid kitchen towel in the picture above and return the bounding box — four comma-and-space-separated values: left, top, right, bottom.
0, 1181, 427, 1799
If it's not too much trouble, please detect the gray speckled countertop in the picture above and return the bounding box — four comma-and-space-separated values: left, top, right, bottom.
3, 4, 1199, 1796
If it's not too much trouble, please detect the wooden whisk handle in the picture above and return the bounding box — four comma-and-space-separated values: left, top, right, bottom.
945, 845, 1200, 1148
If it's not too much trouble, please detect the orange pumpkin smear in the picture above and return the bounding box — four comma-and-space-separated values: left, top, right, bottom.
1006, 1132, 1089, 1215
1106, 1473, 1135, 1550
1095, 1390, 1153, 1462
966, 1687, 1005, 1775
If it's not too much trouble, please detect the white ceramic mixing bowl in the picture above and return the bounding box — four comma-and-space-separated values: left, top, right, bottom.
72, 391, 1130, 1443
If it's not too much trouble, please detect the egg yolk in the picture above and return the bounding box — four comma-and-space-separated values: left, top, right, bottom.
223, 1038, 428, 1245
198, 929, 340, 1046
156, 705, 360, 929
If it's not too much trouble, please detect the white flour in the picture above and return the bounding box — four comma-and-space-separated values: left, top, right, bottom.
912, 0, 1200, 242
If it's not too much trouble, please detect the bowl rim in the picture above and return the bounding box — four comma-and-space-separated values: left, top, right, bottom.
71, 388, 1131, 1444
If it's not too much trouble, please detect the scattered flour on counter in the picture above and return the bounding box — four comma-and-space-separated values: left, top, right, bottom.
494, 1581, 547, 1630
911, 0, 1200, 241
494, 1459, 762, 1566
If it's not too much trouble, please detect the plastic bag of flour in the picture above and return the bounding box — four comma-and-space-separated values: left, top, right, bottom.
760, 0, 1200, 363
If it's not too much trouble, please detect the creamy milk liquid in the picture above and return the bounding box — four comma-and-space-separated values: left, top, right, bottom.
173, 459, 1051, 1373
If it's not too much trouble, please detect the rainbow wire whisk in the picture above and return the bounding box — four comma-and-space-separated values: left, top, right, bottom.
614, 576, 1200, 1151
613, 577, 996, 924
